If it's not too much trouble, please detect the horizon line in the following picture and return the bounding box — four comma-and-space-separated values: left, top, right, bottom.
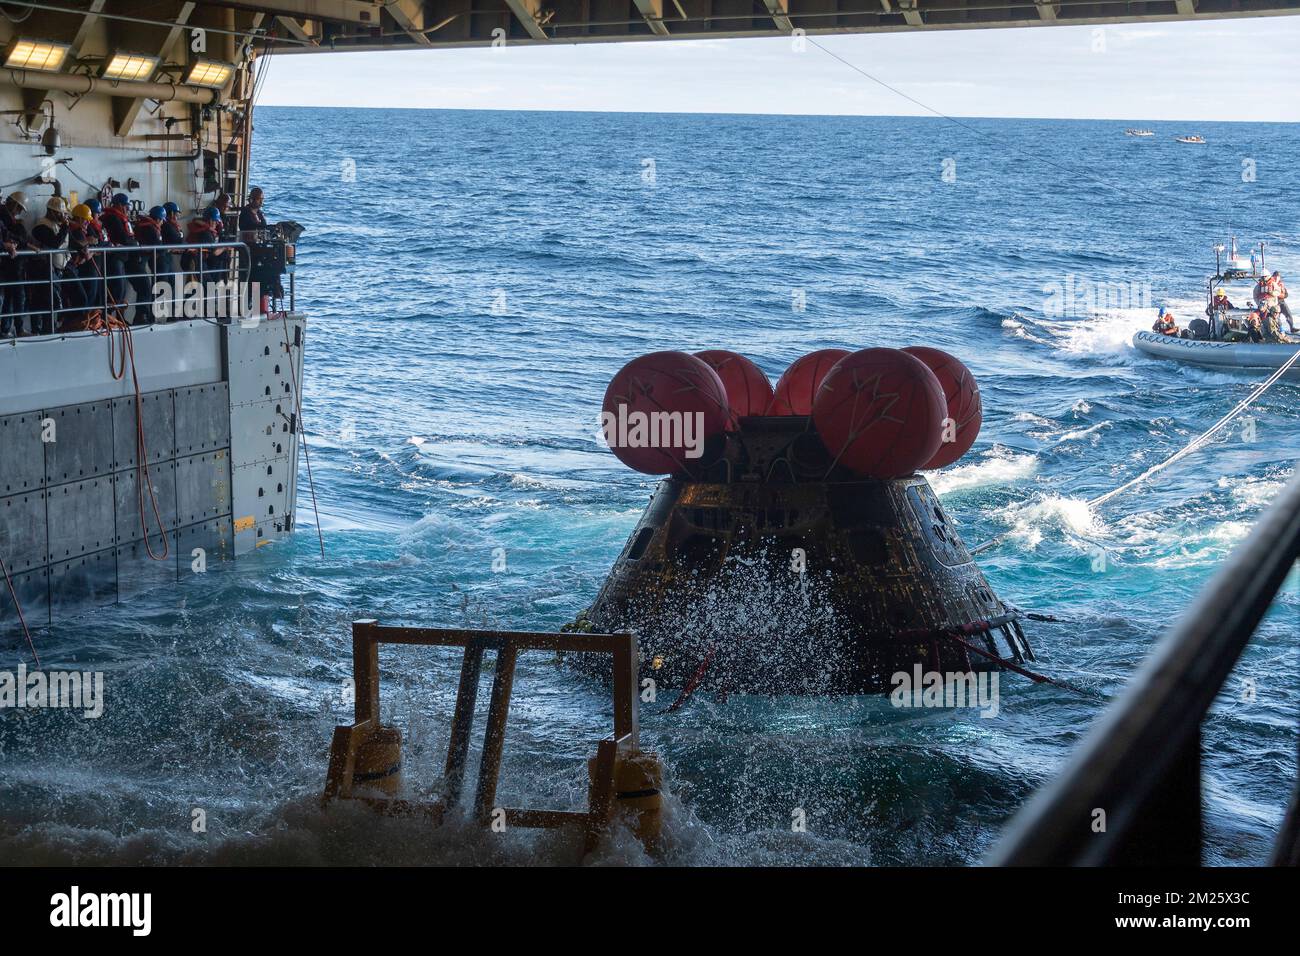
255, 104, 1295, 125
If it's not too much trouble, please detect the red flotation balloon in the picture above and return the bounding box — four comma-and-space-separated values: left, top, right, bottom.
602, 351, 731, 475
901, 346, 982, 469
811, 348, 947, 479
693, 350, 774, 423
767, 348, 851, 416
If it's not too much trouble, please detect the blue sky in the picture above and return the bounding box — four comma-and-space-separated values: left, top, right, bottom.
261, 17, 1300, 121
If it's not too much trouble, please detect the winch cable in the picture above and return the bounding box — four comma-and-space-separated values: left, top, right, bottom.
85, 256, 171, 561
279, 315, 325, 558
0, 551, 39, 667
971, 347, 1300, 556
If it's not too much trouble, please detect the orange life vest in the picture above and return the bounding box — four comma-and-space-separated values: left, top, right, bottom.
101, 204, 134, 240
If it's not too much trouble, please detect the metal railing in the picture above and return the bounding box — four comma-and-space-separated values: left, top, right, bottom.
323, 621, 657, 857
988, 470, 1300, 866
0, 240, 296, 338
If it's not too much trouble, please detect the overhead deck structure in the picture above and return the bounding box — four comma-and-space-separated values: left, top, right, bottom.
0, 0, 1297, 61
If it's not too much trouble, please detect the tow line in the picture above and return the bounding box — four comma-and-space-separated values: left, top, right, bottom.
972, 346, 1300, 556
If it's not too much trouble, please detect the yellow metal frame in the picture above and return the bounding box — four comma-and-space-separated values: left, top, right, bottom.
323, 620, 641, 854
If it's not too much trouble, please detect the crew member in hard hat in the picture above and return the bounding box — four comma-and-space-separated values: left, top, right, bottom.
83, 197, 105, 244
1152, 307, 1179, 336
1207, 287, 1234, 312
27, 196, 71, 335
158, 203, 185, 309
101, 193, 155, 324
137, 206, 173, 321
161, 202, 183, 244
1270, 271, 1294, 334
184, 206, 230, 317
0, 191, 31, 336
65, 203, 100, 325
1204, 287, 1233, 338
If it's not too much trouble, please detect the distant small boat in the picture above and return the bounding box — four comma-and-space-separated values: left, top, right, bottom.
1125, 128, 1155, 137
1175, 135, 1206, 144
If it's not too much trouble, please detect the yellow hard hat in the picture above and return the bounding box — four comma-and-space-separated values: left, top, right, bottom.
1214, 288, 1227, 296
71, 203, 93, 222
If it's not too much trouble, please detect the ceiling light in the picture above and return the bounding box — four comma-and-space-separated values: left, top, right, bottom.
103, 52, 158, 81
4, 39, 71, 72
184, 60, 234, 88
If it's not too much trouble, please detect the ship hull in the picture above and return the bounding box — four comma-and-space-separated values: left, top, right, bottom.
0, 317, 305, 634
1133, 330, 1300, 378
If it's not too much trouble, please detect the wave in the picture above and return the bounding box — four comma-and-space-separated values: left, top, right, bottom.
928, 447, 1038, 495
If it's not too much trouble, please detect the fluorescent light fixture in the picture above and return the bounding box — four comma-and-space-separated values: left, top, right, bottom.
102, 52, 158, 81
4, 39, 71, 72
184, 60, 234, 88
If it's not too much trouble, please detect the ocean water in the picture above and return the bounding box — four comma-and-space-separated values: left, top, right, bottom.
2, 108, 1297, 866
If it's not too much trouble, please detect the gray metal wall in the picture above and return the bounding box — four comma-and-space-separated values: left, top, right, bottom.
0, 315, 307, 635
227, 315, 306, 556
0, 384, 234, 631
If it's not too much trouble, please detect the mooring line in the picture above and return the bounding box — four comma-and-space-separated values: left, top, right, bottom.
971, 347, 1300, 556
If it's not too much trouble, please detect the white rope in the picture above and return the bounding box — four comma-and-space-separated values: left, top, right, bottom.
971, 345, 1300, 555
1089, 347, 1300, 507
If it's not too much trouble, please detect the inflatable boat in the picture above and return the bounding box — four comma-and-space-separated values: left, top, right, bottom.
1133, 330, 1300, 379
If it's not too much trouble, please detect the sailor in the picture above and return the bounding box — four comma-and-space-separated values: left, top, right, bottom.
68, 203, 108, 317
213, 192, 233, 239
1152, 307, 1179, 336
161, 202, 184, 245
238, 187, 268, 240
1254, 273, 1276, 312
27, 196, 71, 335
62, 204, 99, 324
134, 206, 168, 321
0, 191, 31, 336
101, 193, 154, 323
1270, 271, 1294, 334
1207, 288, 1234, 313
1245, 309, 1265, 343
239, 186, 283, 305
1260, 305, 1286, 343
83, 198, 106, 244
185, 206, 230, 316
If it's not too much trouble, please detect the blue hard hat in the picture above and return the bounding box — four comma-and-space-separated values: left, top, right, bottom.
1158, 307, 1168, 317
85, 198, 101, 214
203, 206, 222, 222
148, 205, 166, 221
112, 192, 129, 206
163, 201, 180, 215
